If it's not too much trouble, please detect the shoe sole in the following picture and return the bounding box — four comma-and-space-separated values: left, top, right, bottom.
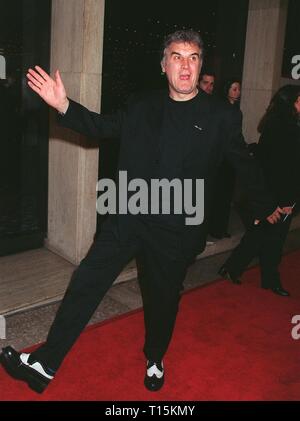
0, 348, 50, 394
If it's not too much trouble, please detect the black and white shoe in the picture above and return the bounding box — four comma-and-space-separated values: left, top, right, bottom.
144, 360, 164, 391
0, 346, 55, 393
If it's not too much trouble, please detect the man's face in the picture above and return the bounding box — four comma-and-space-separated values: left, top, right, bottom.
199, 74, 215, 95
161, 41, 202, 101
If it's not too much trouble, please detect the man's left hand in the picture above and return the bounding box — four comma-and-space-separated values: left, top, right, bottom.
254, 206, 285, 225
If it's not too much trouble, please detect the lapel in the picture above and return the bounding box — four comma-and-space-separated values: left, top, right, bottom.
183, 91, 214, 159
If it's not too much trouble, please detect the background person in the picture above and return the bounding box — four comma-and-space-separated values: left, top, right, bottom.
219, 85, 300, 296
198, 69, 215, 95
208, 78, 242, 240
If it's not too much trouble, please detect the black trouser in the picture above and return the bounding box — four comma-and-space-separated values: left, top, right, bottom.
31, 216, 188, 371
224, 217, 292, 288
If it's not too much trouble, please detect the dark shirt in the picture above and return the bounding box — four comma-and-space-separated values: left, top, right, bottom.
155, 94, 199, 179
143, 93, 204, 227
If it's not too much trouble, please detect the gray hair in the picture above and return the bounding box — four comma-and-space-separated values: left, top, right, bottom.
161, 30, 204, 62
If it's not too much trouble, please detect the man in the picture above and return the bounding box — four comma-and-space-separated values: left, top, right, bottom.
1, 30, 283, 394
198, 70, 215, 95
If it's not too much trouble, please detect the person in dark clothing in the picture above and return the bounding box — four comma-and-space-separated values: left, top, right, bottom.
219, 84, 300, 296
1, 30, 282, 394
208, 79, 242, 239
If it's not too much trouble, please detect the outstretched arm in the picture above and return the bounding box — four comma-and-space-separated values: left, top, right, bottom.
27, 66, 69, 114
27, 66, 123, 140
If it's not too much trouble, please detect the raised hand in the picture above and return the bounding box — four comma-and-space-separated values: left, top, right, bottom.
27, 66, 69, 114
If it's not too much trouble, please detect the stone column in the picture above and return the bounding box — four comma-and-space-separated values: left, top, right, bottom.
241, 0, 288, 143
46, 0, 105, 264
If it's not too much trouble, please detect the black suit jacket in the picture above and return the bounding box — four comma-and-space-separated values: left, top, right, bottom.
58, 90, 276, 259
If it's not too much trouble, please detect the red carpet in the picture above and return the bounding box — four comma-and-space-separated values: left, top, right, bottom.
1, 250, 300, 401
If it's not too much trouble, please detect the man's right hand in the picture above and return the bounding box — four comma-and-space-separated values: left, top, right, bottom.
27, 66, 69, 114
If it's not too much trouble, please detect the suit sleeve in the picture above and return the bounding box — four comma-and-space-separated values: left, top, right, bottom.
57, 98, 124, 140
223, 107, 277, 220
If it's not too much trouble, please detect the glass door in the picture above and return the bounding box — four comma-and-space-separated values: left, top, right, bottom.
0, 0, 51, 255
